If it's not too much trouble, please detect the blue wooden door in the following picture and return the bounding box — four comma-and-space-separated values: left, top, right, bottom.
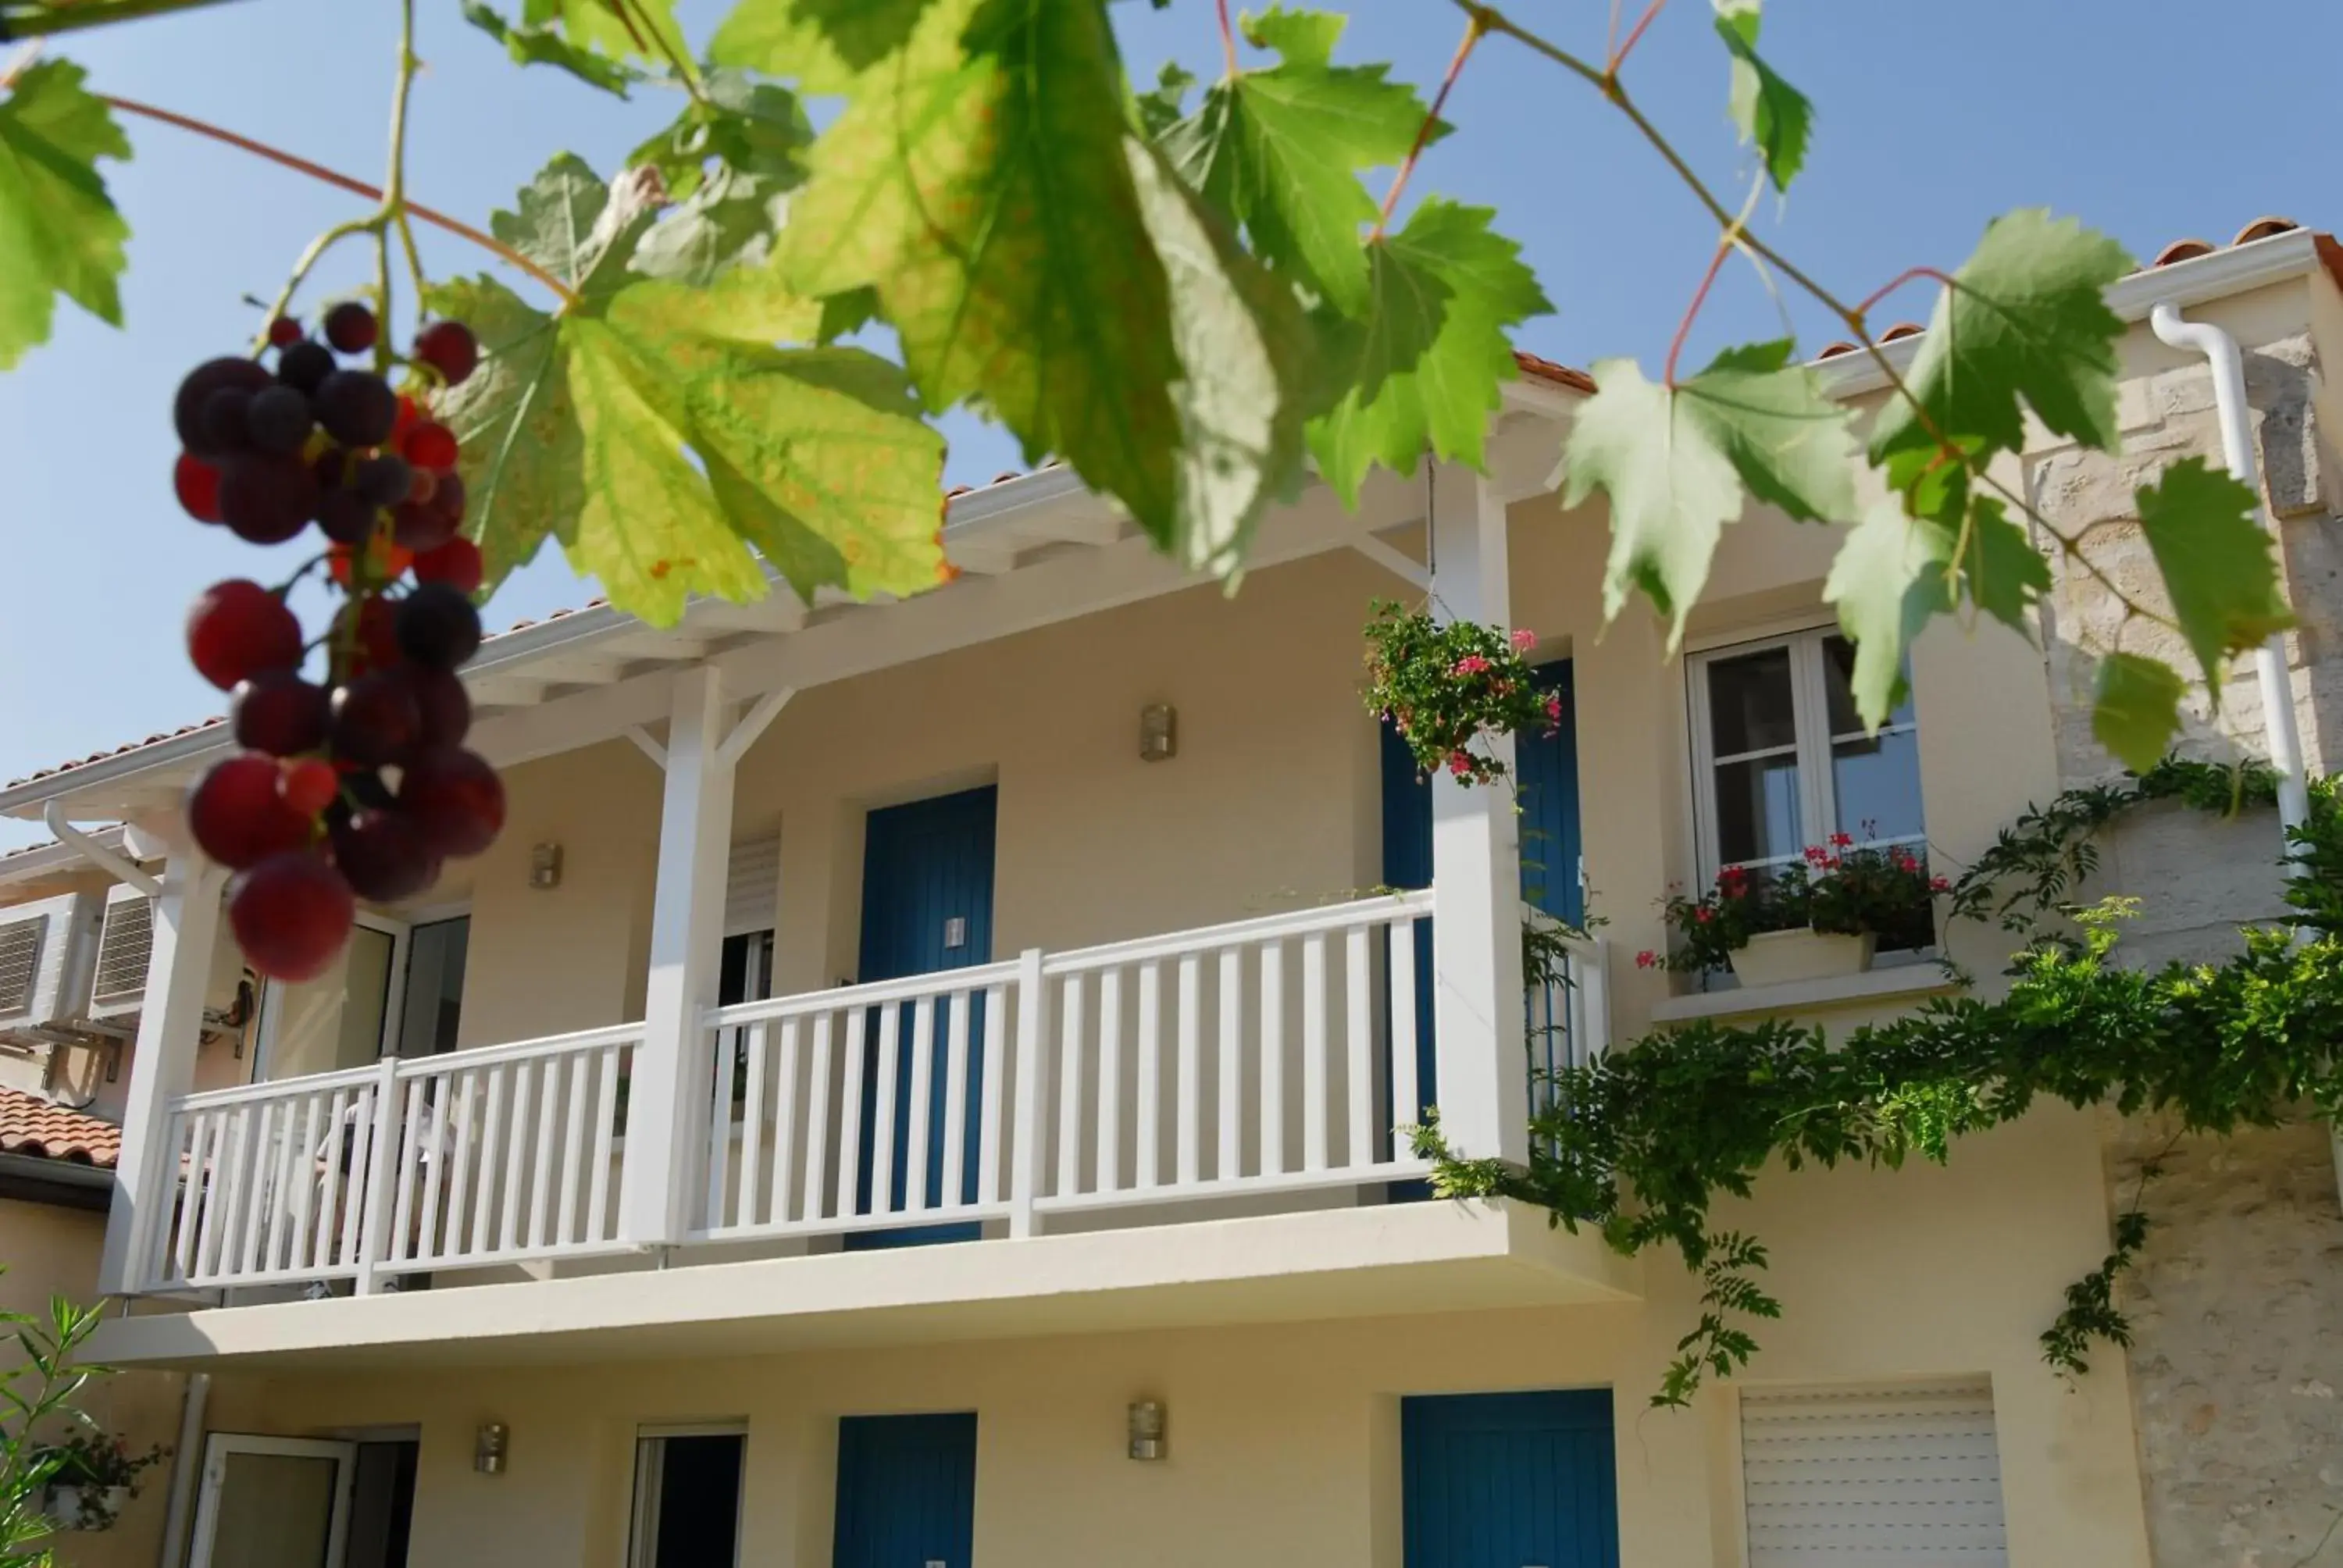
850, 786, 997, 1249
834, 1413, 979, 1568
1382, 662, 1579, 1125
1402, 1390, 1619, 1568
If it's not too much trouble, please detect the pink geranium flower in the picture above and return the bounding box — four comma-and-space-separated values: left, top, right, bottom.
1510, 629, 1538, 653
1453, 654, 1492, 676
1635, 950, 1659, 969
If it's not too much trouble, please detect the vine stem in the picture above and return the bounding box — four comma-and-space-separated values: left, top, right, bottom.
1450, 0, 2184, 638
1853, 265, 1958, 326
100, 94, 579, 307
1607, 0, 1667, 73
1664, 240, 1731, 387
1214, 0, 1238, 78
1371, 12, 1487, 242
622, 0, 708, 108
372, 0, 418, 378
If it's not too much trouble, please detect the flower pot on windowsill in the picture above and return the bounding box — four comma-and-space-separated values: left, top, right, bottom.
44, 1484, 130, 1532
1728, 928, 1876, 989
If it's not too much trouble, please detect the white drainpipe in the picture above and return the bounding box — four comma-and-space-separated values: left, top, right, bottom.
41, 799, 160, 898
2148, 301, 2334, 1198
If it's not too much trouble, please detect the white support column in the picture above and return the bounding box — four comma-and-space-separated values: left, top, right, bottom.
1427, 465, 1530, 1166
619, 667, 738, 1245
101, 850, 224, 1295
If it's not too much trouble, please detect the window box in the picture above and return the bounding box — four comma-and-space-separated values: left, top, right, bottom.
1728, 927, 1875, 989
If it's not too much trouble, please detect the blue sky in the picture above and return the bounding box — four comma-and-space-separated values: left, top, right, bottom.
2, 0, 2338, 850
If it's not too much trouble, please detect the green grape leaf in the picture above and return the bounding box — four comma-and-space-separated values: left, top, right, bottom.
1870, 211, 2133, 487
1560, 341, 1856, 643
520, 0, 687, 67
815, 286, 880, 344
2134, 455, 2294, 686
708, 0, 942, 93
426, 157, 948, 624
1309, 198, 1550, 506
0, 61, 131, 371
462, 2, 644, 97
1133, 60, 1195, 138
1712, 0, 1810, 193
1954, 494, 2052, 634
2093, 651, 2187, 772
776, 0, 1189, 549
1160, 7, 1428, 316
1242, 5, 1344, 68
631, 166, 790, 285
628, 69, 813, 201
1127, 141, 1316, 576
1824, 500, 1952, 725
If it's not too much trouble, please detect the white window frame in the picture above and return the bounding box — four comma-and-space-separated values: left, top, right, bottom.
252, 904, 473, 1078
1686, 626, 1925, 890
184, 1432, 357, 1568
626, 1421, 748, 1568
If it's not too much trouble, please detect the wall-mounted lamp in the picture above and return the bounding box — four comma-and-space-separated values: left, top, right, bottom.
1139, 704, 1178, 763
528, 843, 564, 891
474, 1421, 510, 1475
1127, 1399, 1167, 1462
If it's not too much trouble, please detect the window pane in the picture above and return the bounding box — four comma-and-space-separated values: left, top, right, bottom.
1824, 634, 1914, 736
395, 917, 469, 1057
1707, 647, 1798, 757
332, 925, 395, 1069
1714, 754, 1803, 866
1832, 729, 1925, 843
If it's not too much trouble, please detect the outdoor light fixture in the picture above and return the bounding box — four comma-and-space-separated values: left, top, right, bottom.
529, 843, 564, 890
475, 1421, 509, 1475
1127, 1400, 1167, 1461
1139, 704, 1178, 762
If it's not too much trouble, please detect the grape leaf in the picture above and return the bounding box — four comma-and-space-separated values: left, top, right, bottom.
462, 2, 644, 97
1870, 211, 2132, 488
1712, 0, 1810, 193
1824, 500, 1952, 724
1127, 141, 1316, 576
0, 61, 131, 371
628, 69, 813, 201
632, 166, 790, 285
2093, 652, 2187, 772
1560, 341, 1856, 643
2133, 455, 2294, 687
1160, 6, 1428, 316
776, 0, 1190, 550
708, 0, 942, 93
1133, 60, 1196, 138
1955, 494, 2052, 634
521, 0, 687, 68
1308, 198, 1550, 506
426, 155, 947, 624
1242, 5, 1345, 69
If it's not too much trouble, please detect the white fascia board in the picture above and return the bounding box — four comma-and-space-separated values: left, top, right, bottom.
0, 825, 128, 888
1815, 227, 2331, 399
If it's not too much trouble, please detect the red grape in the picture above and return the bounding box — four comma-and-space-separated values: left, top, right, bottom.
414, 321, 480, 386
405, 466, 438, 506
229, 853, 355, 982
276, 340, 335, 396
391, 497, 459, 553
316, 486, 376, 547
314, 370, 398, 447
330, 807, 437, 902
278, 757, 340, 816
399, 747, 503, 857
355, 454, 412, 509
188, 754, 312, 869
329, 671, 422, 767
390, 394, 419, 447
245, 384, 314, 456
323, 301, 378, 355
174, 358, 270, 459
413, 537, 483, 595
231, 672, 330, 756
174, 453, 222, 523
395, 583, 482, 669
217, 454, 321, 545
432, 471, 466, 525
400, 664, 471, 749
187, 580, 302, 691
267, 317, 304, 348
403, 421, 458, 471
200, 387, 255, 454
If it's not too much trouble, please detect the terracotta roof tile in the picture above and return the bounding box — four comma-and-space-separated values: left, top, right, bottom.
1511, 349, 1596, 393
0, 1088, 120, 1168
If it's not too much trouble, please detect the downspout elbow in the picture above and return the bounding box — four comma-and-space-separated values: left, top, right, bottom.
41, 800, 162, 898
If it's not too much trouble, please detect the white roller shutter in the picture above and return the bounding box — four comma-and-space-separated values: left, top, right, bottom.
724, 832, 779, 937
1740, 1379, 2008, 1566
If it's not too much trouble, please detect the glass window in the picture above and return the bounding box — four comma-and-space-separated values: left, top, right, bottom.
394, 918, 469, 1057
629, 1430, 745, 1568
1692, 629, 1931, 942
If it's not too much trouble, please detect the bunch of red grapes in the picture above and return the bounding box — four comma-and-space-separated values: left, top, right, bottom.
173, 301, 505, 984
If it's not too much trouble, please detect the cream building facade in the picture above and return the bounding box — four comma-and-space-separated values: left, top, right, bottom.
1, 220, 2338, 1567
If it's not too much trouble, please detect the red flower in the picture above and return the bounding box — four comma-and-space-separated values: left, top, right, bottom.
1828, 832, 1853, 848
1929, 876, 1951, 893
1803, 845, 1830, 865
1453, 654, 1492, 676
1693, 906, 1714, 924
1510, 629, 1539, 653
1635, 950, 1659, 969
1446, 750, 1473, 778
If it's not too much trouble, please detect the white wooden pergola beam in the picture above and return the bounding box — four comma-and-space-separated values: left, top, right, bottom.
716, 687, 795, 768
1350, 535, 1430, 592
686, 594, 808, 636
623, 726, 668, 771
525, 654, 630, 686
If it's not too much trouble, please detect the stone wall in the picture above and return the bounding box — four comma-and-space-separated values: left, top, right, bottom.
2031, 319, 2343, 1566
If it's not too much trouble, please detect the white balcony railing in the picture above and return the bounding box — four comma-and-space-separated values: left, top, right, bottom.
130, 893, 1610, 1297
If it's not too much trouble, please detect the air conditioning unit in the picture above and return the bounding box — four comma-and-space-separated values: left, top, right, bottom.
0, 892, 102, 1037
87, 882, 158, 1024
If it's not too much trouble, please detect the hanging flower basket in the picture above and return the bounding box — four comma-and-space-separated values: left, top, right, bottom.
44, 1484, 131, 1533
34, 1432, 167, 1533
1363, 601, 1558, 786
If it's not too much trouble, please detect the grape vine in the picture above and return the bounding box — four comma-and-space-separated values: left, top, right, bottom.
0, 0, 2313, 979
